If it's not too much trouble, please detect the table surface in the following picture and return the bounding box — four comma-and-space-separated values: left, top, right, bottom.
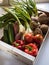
0, 50, 28, 65
36, 3, 49, 12
0, 3, 49, 65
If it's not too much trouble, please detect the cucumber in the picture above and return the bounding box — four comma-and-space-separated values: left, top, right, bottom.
4, 25, 10, 44
8, 23, 15, 44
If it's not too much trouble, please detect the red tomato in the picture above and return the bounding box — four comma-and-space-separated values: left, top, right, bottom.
34, 34, 43, 44
24, 33, 33, 43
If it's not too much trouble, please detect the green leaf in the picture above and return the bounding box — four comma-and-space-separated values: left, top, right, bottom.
15, 6, 31, 20
3, 7, 21, 24
0, 18, 15, 28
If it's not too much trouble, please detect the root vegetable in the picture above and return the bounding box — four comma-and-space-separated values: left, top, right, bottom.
40, 24, 48, 34
15, 32, 23, 40
31, 16, 38, 22
34, 28, 43, 35
30, 21, 39, 31
38, 12, 48, 24
13, 22, 19, 35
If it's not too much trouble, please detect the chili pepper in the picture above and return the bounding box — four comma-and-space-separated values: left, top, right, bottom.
24, 43, 38, 56
12, 40, 24, 50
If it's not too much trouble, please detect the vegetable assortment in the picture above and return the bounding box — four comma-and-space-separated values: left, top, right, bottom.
0, 0, 49, 57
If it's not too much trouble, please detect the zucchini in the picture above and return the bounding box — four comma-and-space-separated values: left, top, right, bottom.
8, 23, 15, 44
4, 25, 10, 44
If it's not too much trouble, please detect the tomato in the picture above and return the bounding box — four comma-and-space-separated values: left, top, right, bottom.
24, 43, 38, 56
24, 33, 33, 43
34, 34, 43, 44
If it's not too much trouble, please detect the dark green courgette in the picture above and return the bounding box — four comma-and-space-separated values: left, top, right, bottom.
4, 25, 10, 44
8, 23, 15, 44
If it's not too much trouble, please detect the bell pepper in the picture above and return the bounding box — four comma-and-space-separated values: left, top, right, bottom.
24, 43, 38, 56
12, 40, 24, 50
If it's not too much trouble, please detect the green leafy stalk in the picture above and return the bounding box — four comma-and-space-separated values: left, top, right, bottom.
0, 13, 16, 28
15, 6, 31, 20
0, 18, 15, 28
24, 21, 33, 34
12, 0, 38, 16
3, 7, 25, 33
